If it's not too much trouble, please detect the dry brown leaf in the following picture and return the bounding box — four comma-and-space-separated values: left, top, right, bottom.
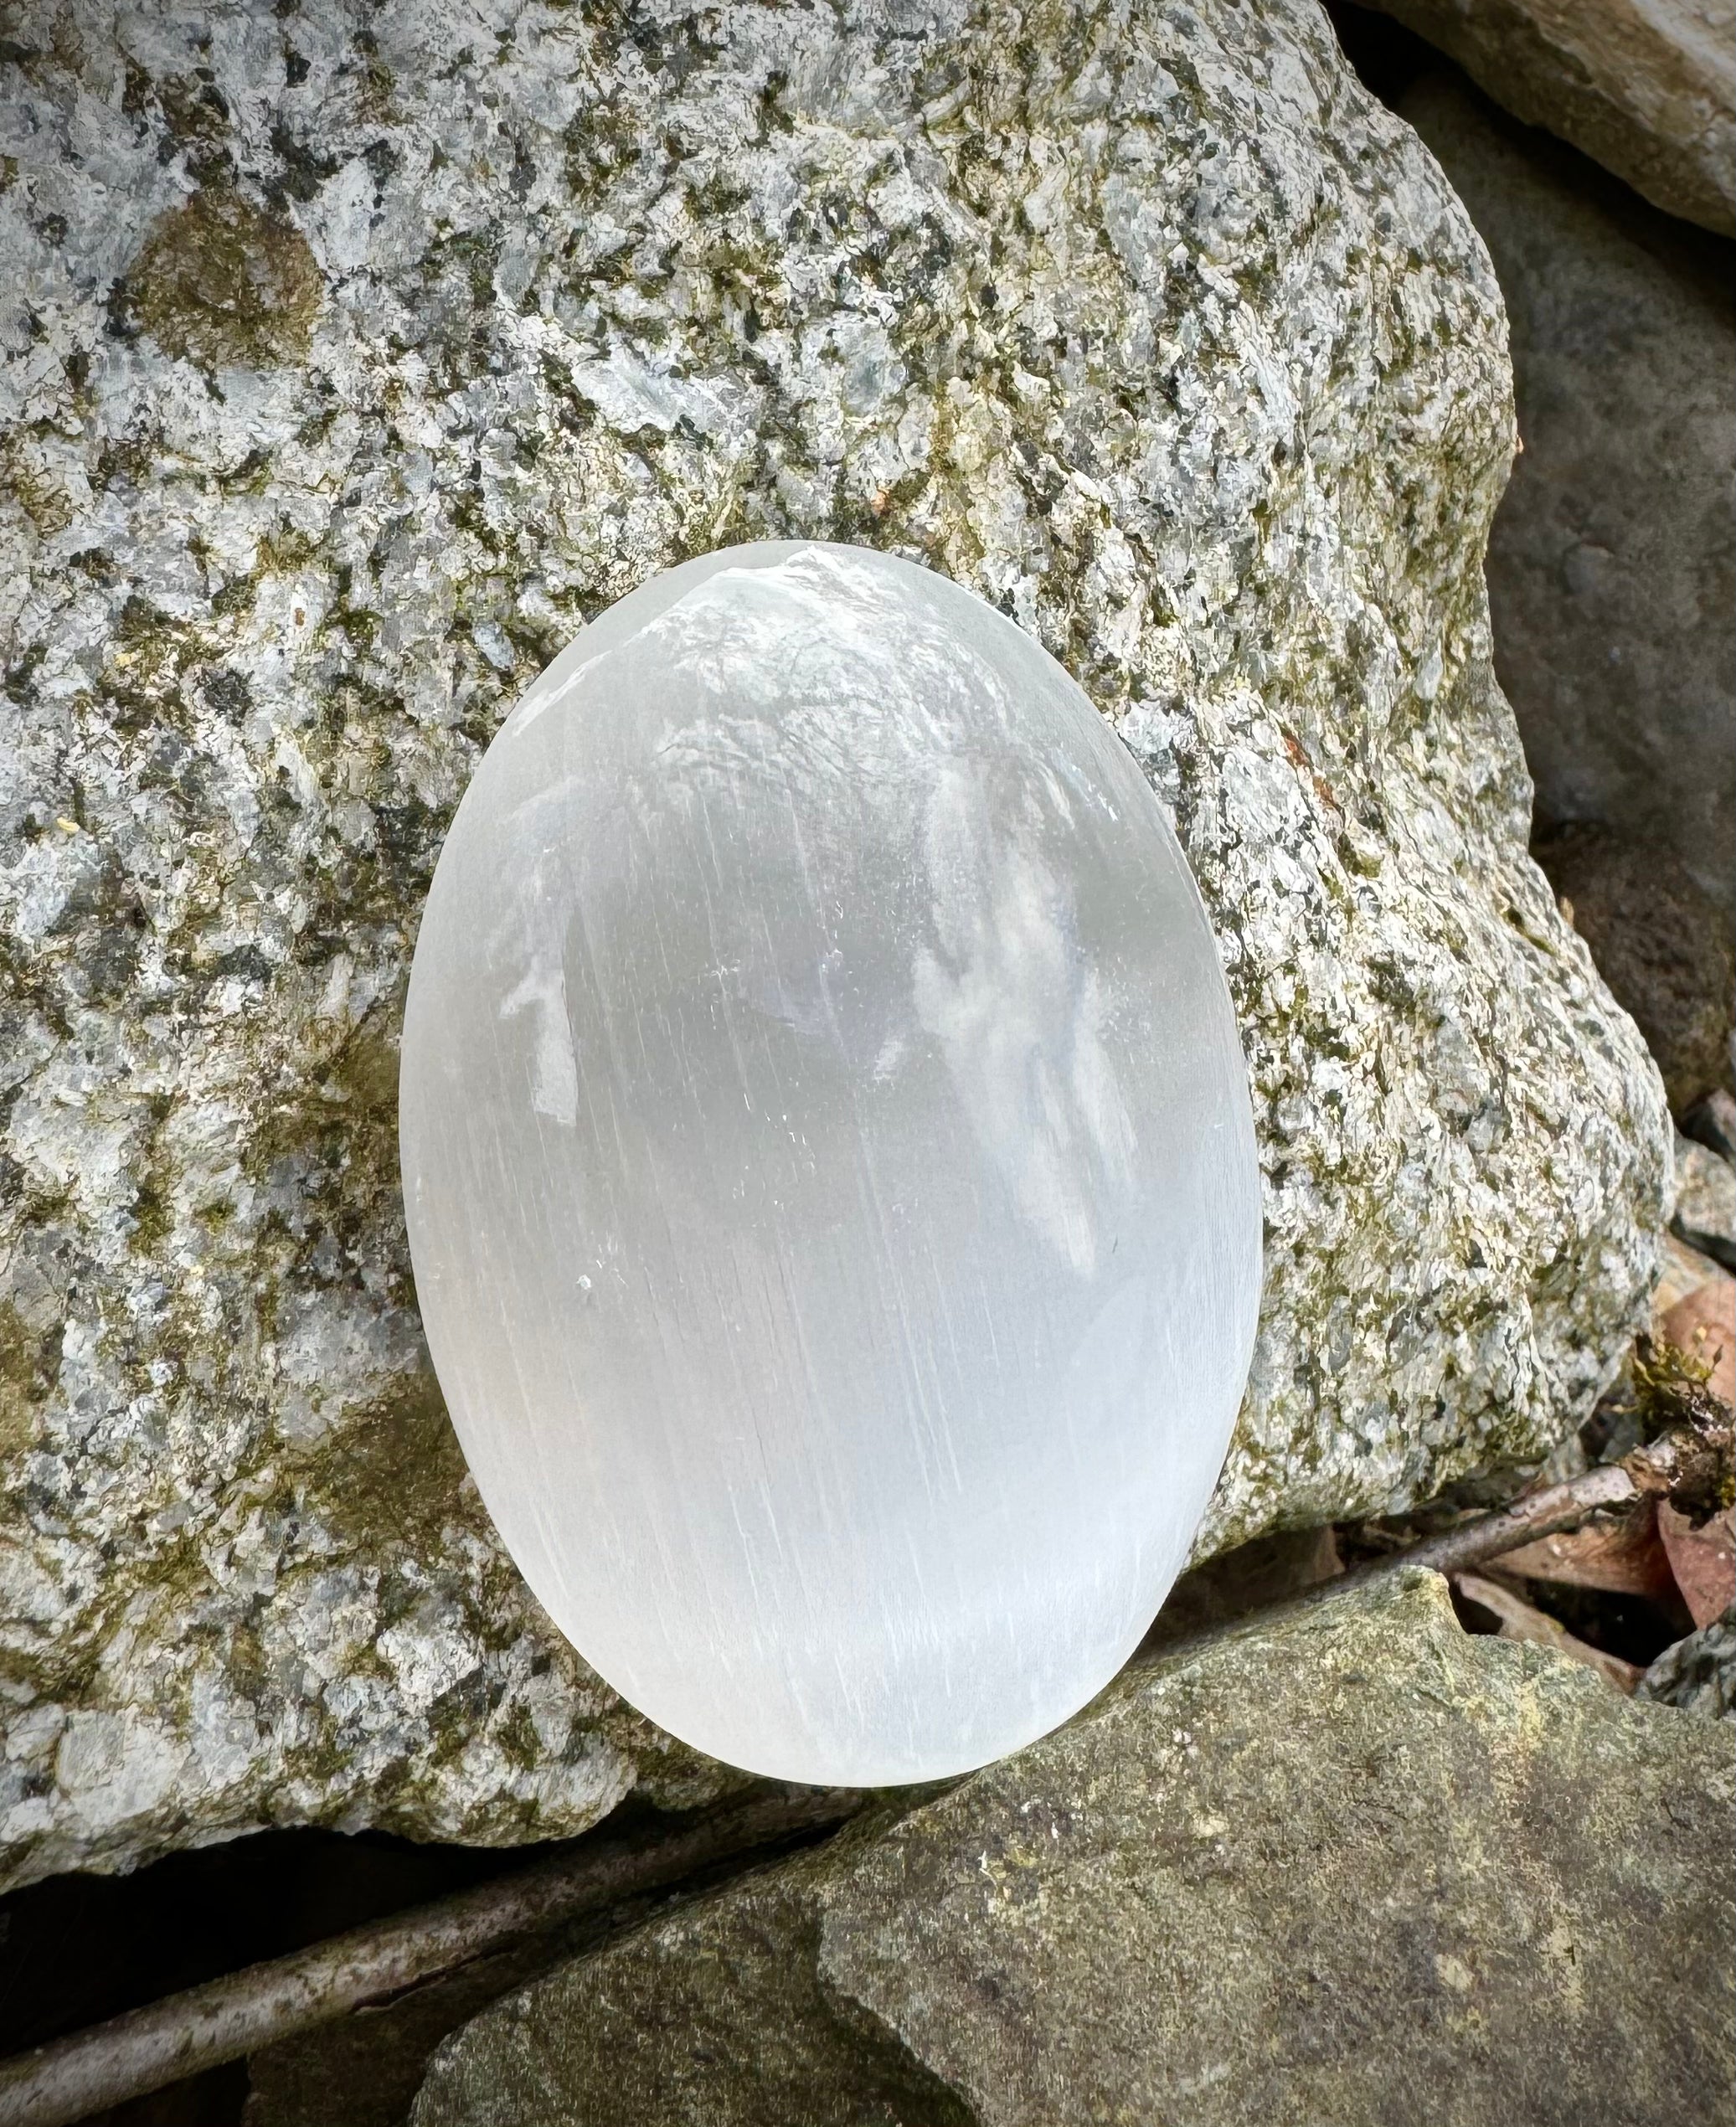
1656, 1501, 1736, 1629
1494, 1499, 1679, 1604
1660, 1271, 1736, 1406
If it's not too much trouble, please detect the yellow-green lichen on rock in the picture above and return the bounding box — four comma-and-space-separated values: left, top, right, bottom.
0, 0, 1668, 1892
119, 187, 323, 371
411, 1574, 1736, 2127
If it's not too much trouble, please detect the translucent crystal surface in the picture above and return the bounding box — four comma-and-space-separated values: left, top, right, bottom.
399, 543, 1260, 1785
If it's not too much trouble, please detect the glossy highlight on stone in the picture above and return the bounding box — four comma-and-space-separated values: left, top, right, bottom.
399, 543, 1261, 1785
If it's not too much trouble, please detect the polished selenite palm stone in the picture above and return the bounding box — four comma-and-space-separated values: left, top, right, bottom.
399, 542, 1261, 1785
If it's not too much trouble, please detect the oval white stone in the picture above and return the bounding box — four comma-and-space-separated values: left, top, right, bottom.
399, 543, 1260, 1785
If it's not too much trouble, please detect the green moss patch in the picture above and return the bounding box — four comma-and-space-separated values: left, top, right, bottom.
119, 188, 322, 369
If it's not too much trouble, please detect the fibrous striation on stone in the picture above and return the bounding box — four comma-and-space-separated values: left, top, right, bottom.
400, 542, 1262, 1786
0, 0, 1666, 1889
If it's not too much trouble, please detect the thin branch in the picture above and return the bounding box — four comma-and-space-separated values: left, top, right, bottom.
1384, 1460, 1644, 1579
1368, 1404, 1733, 1583
0, 1787, 861, 2127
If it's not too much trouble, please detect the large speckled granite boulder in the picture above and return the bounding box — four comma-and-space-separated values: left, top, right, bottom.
0, 0, 1666, 1890
410, 1573, 1736, 2127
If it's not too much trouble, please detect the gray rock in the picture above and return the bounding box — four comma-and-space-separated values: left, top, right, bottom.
1686, 1087, 1736, 1164
1366, 0, 1736, 234
1639, 1603, 1736, 1720
1532, 821, 1734, 1114
412, 1572, 1736, 2127
0, 0, 1666, 1892
1398, 74, 1736, 935
1673, 1130, 1736, 1272
1656, 1229, 1728, 1318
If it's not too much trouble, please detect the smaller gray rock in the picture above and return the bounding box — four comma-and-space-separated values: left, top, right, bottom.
1685, 1089, 1736, 1164
1673, 1132, 1736, 1272
1533, 824, 1733, 1115
412, 1573, 1735, 2127
1639, 1604, 1736, 1721
1398, 74, 1735, 939
1655, 1229, 1729, 1317
1368, 0, 1736, 232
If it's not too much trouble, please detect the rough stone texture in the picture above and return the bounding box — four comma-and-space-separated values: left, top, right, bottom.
1399, 74, 1736, 935
1673, 1130, 1736, 1273
1639, 1601, 1736, 1720
0, 0, 1666, 1891
1366, 0, 1736, 233
412, 1573, 1736, 2127
1656, 1228, 1728, 1318
1533, 823, 1735, 1112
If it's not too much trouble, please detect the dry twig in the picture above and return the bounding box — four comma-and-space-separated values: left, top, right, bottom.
0, 1787, 861, 2127
1369, 1348, 1733, 1584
